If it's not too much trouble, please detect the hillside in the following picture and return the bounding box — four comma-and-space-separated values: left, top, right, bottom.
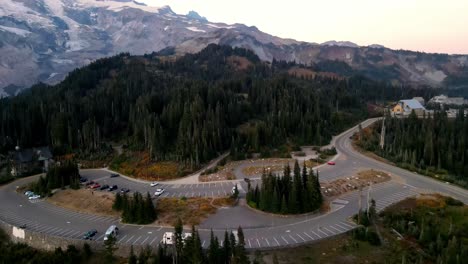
1, 0, 468, 96
0, 45, 429, 172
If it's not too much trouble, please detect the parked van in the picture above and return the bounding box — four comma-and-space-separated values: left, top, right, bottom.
162, 232, 173, 245
103, 225, 119, 241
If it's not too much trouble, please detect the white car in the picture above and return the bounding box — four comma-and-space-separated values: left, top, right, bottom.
154, 188, 165, 196
24, 191, 34, 197
28, 195, 41, 200
150, 182, 159, 187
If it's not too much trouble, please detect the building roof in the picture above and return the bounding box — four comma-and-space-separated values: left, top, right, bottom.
11, 146, 52, 163
400, 99, 426, 110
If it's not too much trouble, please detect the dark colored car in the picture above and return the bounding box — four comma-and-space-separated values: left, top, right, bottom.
100, 185, 109, 191
79, 177, 87, 183
108, 185, 118, 191
83, 229, 98, 240
120, 188, 130, 193
110, 173, 119, 178
244, 178, 250, 183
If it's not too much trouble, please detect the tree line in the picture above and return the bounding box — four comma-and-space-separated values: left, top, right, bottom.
113, 192, 157, 224
0, 228, 95, 264
246, 161, 323, 214
358, 110, 468, 187
0, 44, 432, 171
126, 219, 250, 264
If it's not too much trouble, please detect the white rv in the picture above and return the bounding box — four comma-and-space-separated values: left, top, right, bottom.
162, 232, 174, 245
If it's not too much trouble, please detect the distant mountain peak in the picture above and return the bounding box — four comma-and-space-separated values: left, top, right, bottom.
321, 40, 359, 48
77, 0, 170, 13
187, 10, 207, 22
368, 44, 385, 49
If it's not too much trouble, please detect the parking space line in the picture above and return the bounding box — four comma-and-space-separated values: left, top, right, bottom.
149, 236, 158, 245
303, 232, 314, 240
296, 233, 306, 242
202, 240, 206, 247
310, 230, 321, 239
118, 235, 128, 243
265, 238, 270, 247
140, 236, 150, 245
47, 227, 61, 234
133, 236, 142, 245
68, 230, 80, 238
340, 222, 354, 228
333, 224, 348, 232
322, 227, 335, 235
281, 236, 289, 245
96, 234, 105, 241
50, 228, 64, 235
317, 229, 328, 237
66, 230, 79, 238
256, 238, 261, 247
248, 239, 252, 248
35, 225, 51, 233
126, 235, 135, 243
273, 237, 280, 246
331, 225, 344, 233
335, 223, 349, 230
288, 234, 298, 243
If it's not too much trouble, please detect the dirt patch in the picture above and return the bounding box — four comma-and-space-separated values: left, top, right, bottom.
199, 165, 236, 182
241, 165, 285, 176
110, 151, 192, 181
156, 197, 236, 226
227, 56, 253, 70
47, 189, 236, 226
46, 189, 120, 217
321, 170, 391, 198
200, 158, 293, 181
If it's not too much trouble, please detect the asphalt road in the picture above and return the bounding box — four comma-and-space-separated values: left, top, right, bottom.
1, 117, 467, 250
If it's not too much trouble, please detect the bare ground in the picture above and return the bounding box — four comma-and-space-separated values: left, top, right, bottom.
46, 189, 235, 226
156, 197, 236, 226
322, 170, 391, 198
46, 189, 120, 217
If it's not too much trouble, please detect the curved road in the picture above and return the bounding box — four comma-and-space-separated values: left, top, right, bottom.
1, 118, 467, 250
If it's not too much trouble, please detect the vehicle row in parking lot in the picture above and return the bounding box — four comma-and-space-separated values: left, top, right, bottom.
24, 191, 40, 200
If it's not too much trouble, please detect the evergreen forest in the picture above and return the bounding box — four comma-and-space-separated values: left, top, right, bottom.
0, 44, 438, 171
246, 161, 323, 214
358, 110, 468, 187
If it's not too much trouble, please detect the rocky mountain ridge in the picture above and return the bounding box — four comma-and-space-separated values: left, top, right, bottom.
1, 0, 468, 97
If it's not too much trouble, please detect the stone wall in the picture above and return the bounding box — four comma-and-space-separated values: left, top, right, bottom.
0, 219, 144, 257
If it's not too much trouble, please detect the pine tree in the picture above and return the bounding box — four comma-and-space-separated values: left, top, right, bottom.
113, 192, 123, 211
235, 226, 248, 264
208, 230, 220, 264
174, 218, 184, 264
222, 231, 231, 264
128, 246, 137, 264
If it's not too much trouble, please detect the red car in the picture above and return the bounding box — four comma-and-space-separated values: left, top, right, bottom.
90, 183, 101, 189
327, 161, 336, 165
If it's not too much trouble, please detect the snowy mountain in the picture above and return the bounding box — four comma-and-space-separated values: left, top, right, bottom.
1, 0, 468, 96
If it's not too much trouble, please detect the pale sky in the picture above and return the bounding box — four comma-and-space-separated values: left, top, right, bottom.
140, 0, 468, 54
